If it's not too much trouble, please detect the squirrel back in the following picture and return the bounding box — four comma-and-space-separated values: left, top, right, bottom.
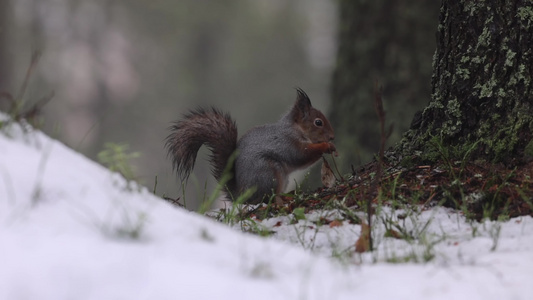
165, 88, 335, 204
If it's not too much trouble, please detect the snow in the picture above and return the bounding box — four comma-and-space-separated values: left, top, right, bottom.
1, 122, 532, 300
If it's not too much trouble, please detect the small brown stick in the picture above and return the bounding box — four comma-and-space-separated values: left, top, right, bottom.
367, 80, 390, 251
328, 152, 344, 182
16, 51, 42, 102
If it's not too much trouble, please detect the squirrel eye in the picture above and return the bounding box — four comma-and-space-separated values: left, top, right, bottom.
314, 118, 323, 127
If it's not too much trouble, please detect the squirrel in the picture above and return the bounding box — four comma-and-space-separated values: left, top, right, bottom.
165, 88, 336, 204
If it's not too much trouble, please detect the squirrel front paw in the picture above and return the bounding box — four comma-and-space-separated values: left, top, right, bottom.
307, 142, 336, 155
326, 142, 336, 154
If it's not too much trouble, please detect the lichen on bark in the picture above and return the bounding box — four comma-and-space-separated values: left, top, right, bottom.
398, 0, 533, 165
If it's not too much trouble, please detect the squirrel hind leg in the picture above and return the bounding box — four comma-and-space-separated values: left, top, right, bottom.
234, 160, 286, 204
243, 183, 275, 204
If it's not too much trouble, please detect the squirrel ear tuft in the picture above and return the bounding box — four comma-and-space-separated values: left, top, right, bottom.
292, 88, 312, 120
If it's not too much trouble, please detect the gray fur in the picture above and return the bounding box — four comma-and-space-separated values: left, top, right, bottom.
232, 110, 310, 203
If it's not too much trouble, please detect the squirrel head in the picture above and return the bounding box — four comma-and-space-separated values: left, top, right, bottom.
289, 88, 335, 144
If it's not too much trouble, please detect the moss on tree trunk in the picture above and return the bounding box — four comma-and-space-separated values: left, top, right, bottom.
399, 0, 533, 164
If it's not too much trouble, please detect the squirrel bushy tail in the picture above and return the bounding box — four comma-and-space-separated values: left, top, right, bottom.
165, 107, 237, 181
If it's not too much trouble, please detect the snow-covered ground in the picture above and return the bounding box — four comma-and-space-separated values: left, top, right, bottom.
1, 122, 532, 300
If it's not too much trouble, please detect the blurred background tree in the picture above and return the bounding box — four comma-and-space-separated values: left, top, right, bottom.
0, 0, 9, 91
330, 0, 440, 171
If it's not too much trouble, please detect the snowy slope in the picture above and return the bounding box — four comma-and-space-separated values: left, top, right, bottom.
1, 122, 532, 300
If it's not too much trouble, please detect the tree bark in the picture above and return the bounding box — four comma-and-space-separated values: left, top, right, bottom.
399, 0, 533, 164
330, 0, 439, 168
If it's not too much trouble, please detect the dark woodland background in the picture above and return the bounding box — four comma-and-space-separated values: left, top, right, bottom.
0, 0, 441, 208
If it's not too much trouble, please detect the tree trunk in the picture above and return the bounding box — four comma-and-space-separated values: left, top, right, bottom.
0, 0, 9, 91
399, 0, 533, 164
330, 0, 439, 169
